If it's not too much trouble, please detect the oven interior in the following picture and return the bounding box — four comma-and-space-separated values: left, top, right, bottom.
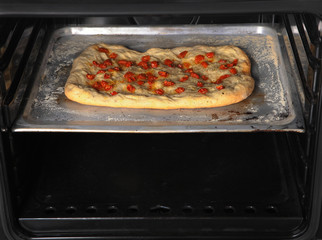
0, 13, 321, 239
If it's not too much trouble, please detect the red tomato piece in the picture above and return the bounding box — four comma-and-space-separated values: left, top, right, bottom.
137, 74, 147, 80
216, 85, 224, 90
137, 80, 145, 85
201, 61, 208, 68
202, 75, 208, 80
214, 74, 231, 84
148, 80, 155, 85
86, 74, 95, 80
218, 59, 227, 63
127, 84, 135, 93
219, 74, 231, 80
97, 70, 105, 74
219, 64, 229, 70
177, 64, 183, 69
109, 53, 118, 59
104, 84, 112, 91
124, 71, 135, 78
108, 67, 120, 72
184, 68, 193, 73
110, 91, 118, 96
164, 59, 174, 67
198, 88, 208, 94
93, 61, 99, 67
98, 47, 109, 54
197, 81, 204, 87
229, 68, 237, 74
104, 59, 113, 66
178, 51, 188, 58
175, 87, 185, 94
124, 71, 136, 82
100, 81, 107, 87
99, 63, 107, 69
138, 61, 149, 70
164, 80, 175, 87
206, 52, 214, 58
151, 61, 159, 68
158, 71, 169, 77
118, 60, 133, 67
195, 55, 205, 64
190, 72, 200, 79
104, 73, 111, 79
101, 81, 112, 91
232, 59, 238, 66
183, 62, 191, 69
179, 75, 189, 82
127, 77, 136, 82
141, 55, 150, 62
226, 63, 234, 68
155, 89, 164, 95
125, 61, 133, 67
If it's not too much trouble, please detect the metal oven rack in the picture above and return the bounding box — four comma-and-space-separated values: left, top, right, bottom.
10, 23, 304, 133
0, 12, 322, 240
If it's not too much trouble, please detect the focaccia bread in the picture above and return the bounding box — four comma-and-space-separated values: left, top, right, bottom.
64, 43, 254, 109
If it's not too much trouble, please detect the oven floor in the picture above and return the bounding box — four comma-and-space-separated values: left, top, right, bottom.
17, 132, 303, 236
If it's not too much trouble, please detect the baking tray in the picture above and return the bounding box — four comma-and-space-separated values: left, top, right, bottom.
12, 25, 305, 132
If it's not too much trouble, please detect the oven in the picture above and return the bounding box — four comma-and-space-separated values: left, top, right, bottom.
0, 1, 322, 239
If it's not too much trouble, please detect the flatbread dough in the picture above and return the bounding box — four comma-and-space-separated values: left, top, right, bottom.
65, 43, 254, 109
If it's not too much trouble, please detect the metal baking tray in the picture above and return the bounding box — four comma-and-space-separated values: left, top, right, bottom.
12, 25, 305, 133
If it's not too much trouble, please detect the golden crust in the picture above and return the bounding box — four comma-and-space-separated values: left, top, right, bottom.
64, 43, 255, 109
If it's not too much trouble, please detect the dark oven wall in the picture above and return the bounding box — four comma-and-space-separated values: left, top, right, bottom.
0, 10, 322, 240
12, 132, 302, 237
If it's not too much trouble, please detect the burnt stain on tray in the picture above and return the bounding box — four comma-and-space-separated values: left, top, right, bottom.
211, 113, 219, 120
212, 89, 265, 122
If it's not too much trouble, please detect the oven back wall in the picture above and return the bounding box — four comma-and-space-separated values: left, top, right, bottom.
12, 132, 303, 237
